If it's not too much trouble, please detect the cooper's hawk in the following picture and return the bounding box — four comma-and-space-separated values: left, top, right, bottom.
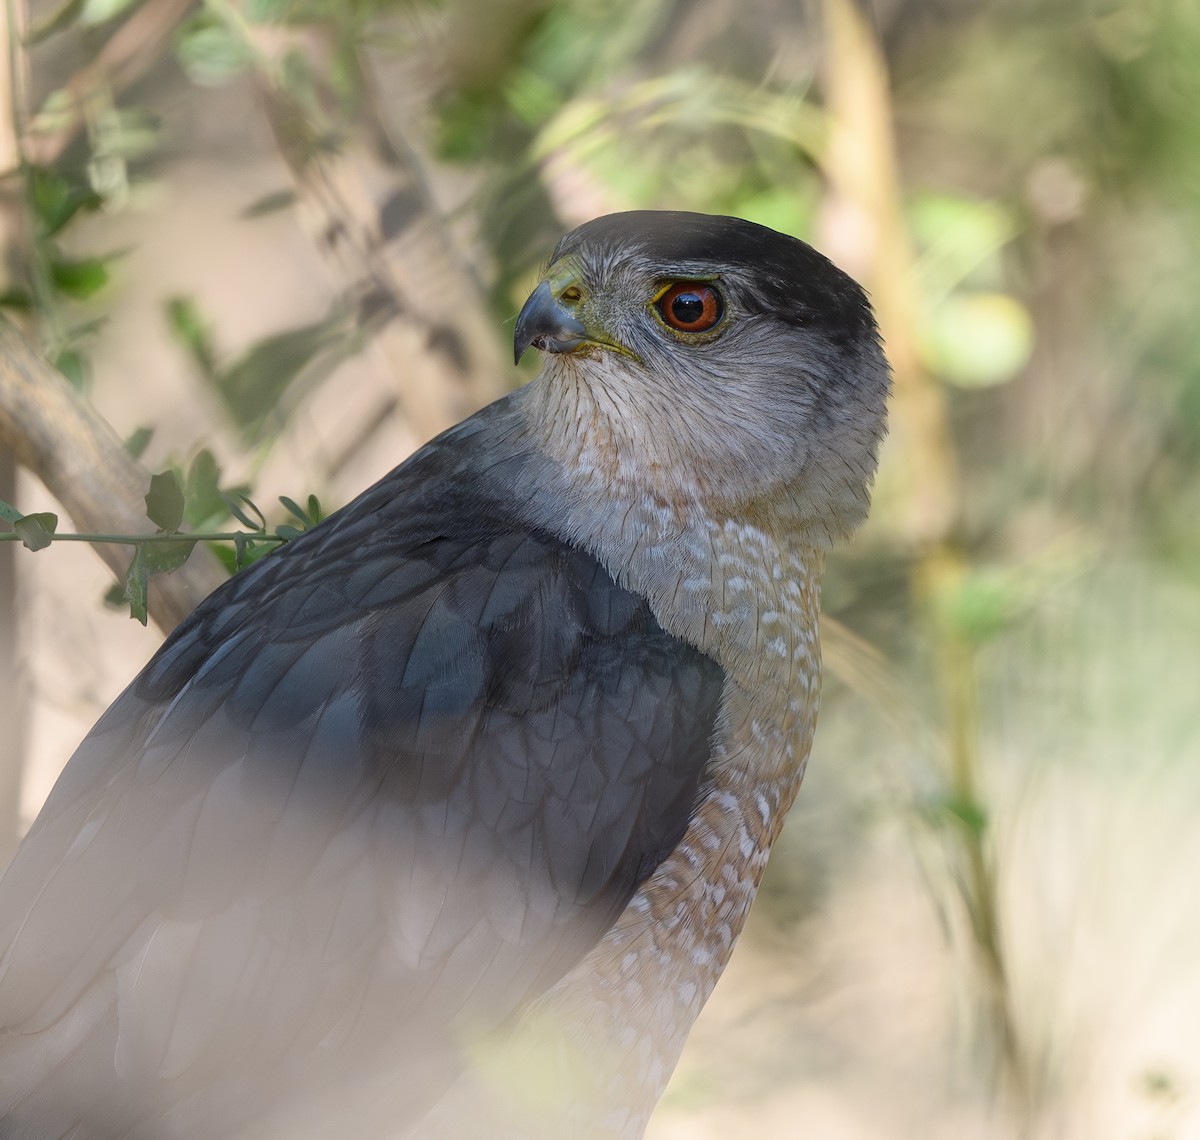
0, 211, 889, 1138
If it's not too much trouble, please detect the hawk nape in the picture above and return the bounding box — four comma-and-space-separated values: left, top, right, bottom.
0, 211, 889, 1139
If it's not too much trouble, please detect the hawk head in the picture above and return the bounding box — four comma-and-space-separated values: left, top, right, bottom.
514, 210, 890, 544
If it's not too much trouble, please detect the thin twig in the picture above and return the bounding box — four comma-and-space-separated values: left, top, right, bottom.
0, 530, 284, 545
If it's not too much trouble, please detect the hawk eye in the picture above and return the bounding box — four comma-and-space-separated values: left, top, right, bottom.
655, 282, 723, 334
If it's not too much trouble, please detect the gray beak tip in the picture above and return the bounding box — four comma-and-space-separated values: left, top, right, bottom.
513, 280, 588, 365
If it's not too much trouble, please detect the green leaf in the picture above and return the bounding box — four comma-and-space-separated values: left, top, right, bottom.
34, 88, 77, 140
14, 512, 58, 551
124, 546, 148, 625
227, 532, 273, 571
243, 0, 293, 22
936, 793, 989, 838
436, 91, 497, 163
145, 470, 185, 533
184, 449, 226, 527
215, 318, 339, 434
0, 287, 33, 309
909, 193, 1016, 293
124, 425, 154, 459
275, 492, 324, 537
29, 168, 102, 236
165, 296, 218, 380
504, 69, 563, 128
54, 347, 88, 389
920, 292, 1034, 389
51, 257, 110, 300
944, 570, 1022, 644
223, 493, 266, 532
176, 15, 253, 87
80, 0, 141, 25
240, 189, 297, 218
213, 542, 239, 575
142, 538, 197, 575
0, 499, 22, 524
278, 495, 311, 525
89, 107, 162, 161
67, 316, 108, 342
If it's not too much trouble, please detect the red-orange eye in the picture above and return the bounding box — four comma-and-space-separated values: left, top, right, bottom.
655, 282, 723, 333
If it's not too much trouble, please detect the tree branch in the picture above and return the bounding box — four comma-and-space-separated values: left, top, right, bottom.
0, 315, 225, 632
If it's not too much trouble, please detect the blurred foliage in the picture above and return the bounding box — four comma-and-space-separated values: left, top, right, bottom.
165, 294, 362, 440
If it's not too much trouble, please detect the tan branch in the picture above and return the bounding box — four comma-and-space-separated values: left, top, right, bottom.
822, 0, 960, 547
0, 315, 225, 632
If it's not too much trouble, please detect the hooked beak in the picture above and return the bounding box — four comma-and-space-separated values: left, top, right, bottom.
513, 281, 589, 365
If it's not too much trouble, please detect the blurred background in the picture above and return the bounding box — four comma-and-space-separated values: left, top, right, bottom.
1, 0, 1198, 1136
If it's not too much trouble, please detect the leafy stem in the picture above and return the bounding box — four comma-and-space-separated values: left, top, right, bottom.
0, 474, 323, 624
0, 530, 286, 546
